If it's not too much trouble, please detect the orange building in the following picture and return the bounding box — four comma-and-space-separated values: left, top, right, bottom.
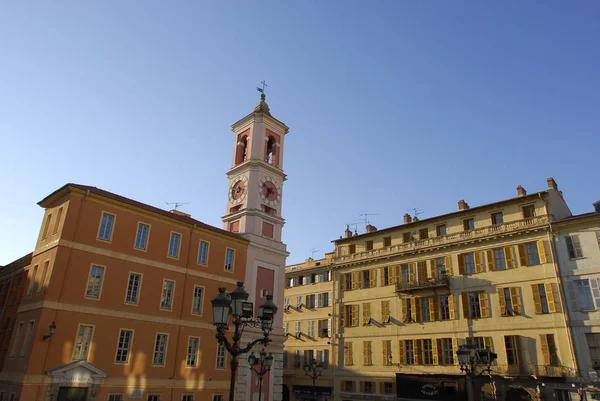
0, 183, 249, 401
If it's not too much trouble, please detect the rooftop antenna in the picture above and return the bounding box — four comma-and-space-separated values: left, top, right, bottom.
310, 248, 320, 259
166, 202, 190, 211
345, 221, 360, 235
256, 80, 267, 94
409, 208, 423, 219
359, 213, 380, 226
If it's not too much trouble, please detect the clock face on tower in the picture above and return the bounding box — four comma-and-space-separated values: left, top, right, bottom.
229, 175, 249, 205
258, 176, 282, 206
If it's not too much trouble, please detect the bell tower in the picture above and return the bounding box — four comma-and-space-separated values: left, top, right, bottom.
222, 92, 289, 401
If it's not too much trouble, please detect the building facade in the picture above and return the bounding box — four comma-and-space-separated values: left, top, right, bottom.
282, 253, 335, 401
0, 183, 249, 401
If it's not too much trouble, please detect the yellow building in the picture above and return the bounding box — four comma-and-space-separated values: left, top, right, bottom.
283, 253, 335, 401
328, 178, 579, 401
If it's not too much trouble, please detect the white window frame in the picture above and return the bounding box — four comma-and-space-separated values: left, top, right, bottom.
97, 212, 116, 242
134, 222, 151, 251
115, 329, 134, 364
198, 240, 210, 265
225, 248, 235, 272
186, 336, 199, 367
168, 232, 182, 259
160, 280, 175, 311
152, 333, 169, 366
85, 264, 105, 300
125, 272, 142, 305
191, 286, 204, 315
216, 344, 227, 369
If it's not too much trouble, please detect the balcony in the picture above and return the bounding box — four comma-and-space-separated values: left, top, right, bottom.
395, 275, 449, 293
493, 364, 576, 378
337, 215, 549, 265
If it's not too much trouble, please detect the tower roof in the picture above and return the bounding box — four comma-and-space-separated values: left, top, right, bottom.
254, 93, 271, 116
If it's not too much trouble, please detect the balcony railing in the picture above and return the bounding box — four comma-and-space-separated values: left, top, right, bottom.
337, 215, 549, 264
492, 363, 576, 378
395, 275, 449, 293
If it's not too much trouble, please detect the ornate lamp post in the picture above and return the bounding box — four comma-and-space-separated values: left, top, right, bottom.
248, 349, 274, 401
457, 344, 497, 401
211, 282, 278, 401
303, 358, 325, 398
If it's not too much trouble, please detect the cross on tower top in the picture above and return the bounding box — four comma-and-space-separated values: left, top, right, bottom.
256, 80, 268, 94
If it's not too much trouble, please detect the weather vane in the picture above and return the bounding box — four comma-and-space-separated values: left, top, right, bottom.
256, 80, 267, 94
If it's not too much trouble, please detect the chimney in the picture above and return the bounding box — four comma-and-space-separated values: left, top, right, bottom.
344, 225, 352, 238
458, 200, 470, 211
412, 216, 419, 222
366, 224, 377, 233
169, 209, 191, 217
594, 201, 600, 213
547, 177, 558, 190
517, 185, 527, 197
404, 213, 411, 224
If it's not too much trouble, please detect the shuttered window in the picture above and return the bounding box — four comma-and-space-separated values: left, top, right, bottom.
504, 335, 520, 365
566, 235, 584, 259
382, 340, 392, 365
381, 300, 391, 323
344, 342, 353, 366
498, 287, 521, 316
540, 334, 559, 366
532, 283, 556, 314
363, 341, 372, 365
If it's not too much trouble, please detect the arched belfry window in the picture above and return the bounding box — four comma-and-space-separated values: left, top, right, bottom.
264, 134, 279, 166
235, 134, 249, 165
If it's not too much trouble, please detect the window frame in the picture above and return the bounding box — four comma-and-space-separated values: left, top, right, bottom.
159, 279, 176, 311
134, 222, 151, 251
216, 344, 227, 370
72, 324, 95, 361
436, 224, 447, 237
186, 336, 200, 368
191, 285, 205, 315
85, 264, 106, 300
224, 248, 235, 272
152, 333, 169, 367
124, 272, 143, 305
197, 240, 210, 266
36, 260, 49, 295
167, 231, 182, 259
114, 328, 134, 365
491, 212, 504, 225
20, 320, 35, 358
97, 212, 116, 242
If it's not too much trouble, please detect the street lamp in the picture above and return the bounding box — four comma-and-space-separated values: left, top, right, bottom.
303, 358, 325, 398
457, 344, 497, 401
42, 322, 56, 341
211, 283, 278, 401
248, 349, 274, 401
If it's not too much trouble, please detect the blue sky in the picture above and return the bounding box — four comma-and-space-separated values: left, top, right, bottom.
1, 2, 599, 265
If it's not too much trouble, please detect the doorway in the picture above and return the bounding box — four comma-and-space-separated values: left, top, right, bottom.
57, 387, 88, 401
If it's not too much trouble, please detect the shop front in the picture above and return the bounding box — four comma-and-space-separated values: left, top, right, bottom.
395, 374, 467, 401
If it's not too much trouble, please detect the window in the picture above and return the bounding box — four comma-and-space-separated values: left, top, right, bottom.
344, 273, 353, 291
493, 249, 507, 270
566, 235, 584, 258
98, 212, 115, 241
294, 350, 301, 367
125, 273, 142, 304
212, 396, 224, 401
307, 321, 315, 338
540, 334, 559, 366
469, 292, 481, 318
419, 228, 428, 239
463, 253, 476, 274
160, 280, 175, 310
348, 244, 356, 254
225, 248, 235, 271
342, 304, 359, 327
198, 241, 209, 265
115, 329, 133, 363
168, 232, 181, 258
192, 286, 204, 315
134, 223, 150, 250
463, 218, 474, 231
53, 207, 63, 234
499, 287, 521, 316
186, 337, 199, 367
525, 242, 541, 265
555, 390, 570, 401
575, 279, 597, 311
26, 265, 38, 296
439, 295, 453, 320
365, 240, 373, 251
383, 236, 391, 247
304, 294, 315, 309
316, 349, 329, 368
403, 340, 415, 365
421, 297, 431, 322
318, 319, 331, 338
381, 300, 391, 323
295, 321, 302, 335
383, 383, 394, 394
585, 333, 600, 368
403, 232, 412, 243
216, 344, 227, 369
42, 213, 52, 240
383, 340, 392, 365
532, 283, 556, 314
86, 265, 105, 299
148, 396, 161, 401
282, 351, 288, 368
504, 335, 520, 365
362, 270, 374, 288
108, 395, 124, 401
362, 303, 371, 325
182, 395, 193, 401
37, 261, 49, 294
20, 321, 35, 357
362, 381, 374, 393
462, 291, 488, 319
344, 342, 353, 365
303, 349, 314, 365
422, 339, 433, 365
436, 224, 447, 236
9, 322, 22, 357
153, 334, 168, 366
72, 325, 94, 360
401, 264, 410, 283
491, 212, 503, 225
440, 338, 455, 365
363, 341, 372, 365
317, 292, 330, 307
434, 258, 446, 279
343, 381, 355, 392
522, 205, 535, 218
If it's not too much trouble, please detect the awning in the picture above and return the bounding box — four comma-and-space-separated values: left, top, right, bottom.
293, 385, 332, 395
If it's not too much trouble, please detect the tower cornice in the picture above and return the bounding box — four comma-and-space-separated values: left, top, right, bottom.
226, 160, 287, 182
231, 111, 290, 134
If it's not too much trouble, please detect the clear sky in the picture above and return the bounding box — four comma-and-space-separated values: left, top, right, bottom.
1, 2, 599, 265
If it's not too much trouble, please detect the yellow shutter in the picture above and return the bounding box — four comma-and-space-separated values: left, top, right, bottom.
474, 252, 483, 273
340, 274, 345, 292
418, 261, 427, 282
445, 255, 453, 276
362, 303, 370, 325
348, 343, 353, 365
545, 283, 556, 313
414, 339, 422, 365
352, 305, 359, 326
514, 335, 522, 365
410, 298, 417, 322
517, 244, 528, 267
399, 340, 406, 364
486, 250, 495, 271
408, 263, 416, 284
429, 259, 437, 279
532, 284, 542, 314
498, 287, 507, 316
380, 268, 385, 287
393, 266, 401, 284
540, 334, 550, 365
370, 269, 376, 288
432, 339, 439, 365
431, 297, 438, 321
458, 254, 465, 275
461, 292, 469, 319
341, 306, 346, 327
538, 240, 548, 264
505, 246, 516, 269
357, 271, 363, 289
452, 338, 458, 364
363, 342, 368, 365
401, 299, 408, 323
480, 292, 489, 318
382, 340, 390, 363
484, 337, 492, 350
351, 272, 357, 290
448, 294, 455, 320
510, 287, 521, 315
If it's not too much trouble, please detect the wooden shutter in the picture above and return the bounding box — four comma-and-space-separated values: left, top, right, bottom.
401, 299, 408, 323
532, 284, 542, 314
411, 298, 420, 322
573, 236, 583, 257
505, 246, 516, 269
486, 250, 495, 271
382, 340, 390, 364
351, 272, 357, 290
540, 334, 550, 365
399, 340, 406, 364
514, 335, 522, 365
517, 244, 528, 267
351, 305, 359, 326
480, 292, 489, 318
362, 303, 370, 325
458, 254, 465, 275
538, 240, 548, 264
432, 339, 439, 365
461, 292, 469, 319
363, 342, 369, 365
418, 261, 427, 282
318, 319, 323, 336
498, 287, 507, 316
475, 252, 484, 273
357, 272, 363, 289
328, 318, 332, 337
380, 268, 386, 287
452, 337, 458, 364
484, 337, 492, 350
448, 294, 456, 320
341, 306, 346, 327
379, 382, 385, 394
431, 297, 438, 321
591, 279, 600, 307
408, 263, 416, 284
429, 259, 437, 278
510, 287, 521, 315
414, 339, 422, 365
340, 274, 345, 292
445, 256, 453, 276
370, 269, 376, 288
545, 283, 556, 313
393, 266, 401, 285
